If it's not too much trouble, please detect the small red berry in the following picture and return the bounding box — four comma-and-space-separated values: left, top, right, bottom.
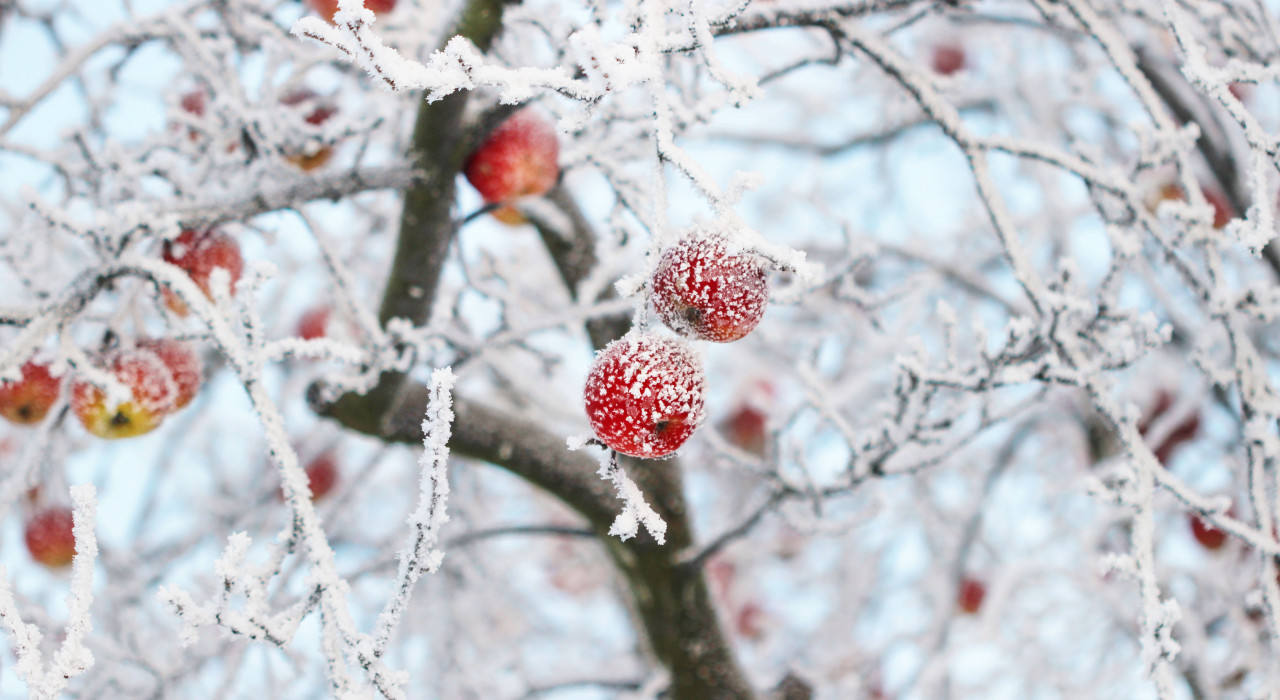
137, 339, 203, 409
161, 228, 244, 315
652, 235, 769, 343
464, 108, 560, 225
584, 333, 706, 458
0, 361, 61, 425
931, 43, 966, 76
297, 306, 331, 340
1190, 512, 1229, 550
958, 577, 986, 614
24, 506, 76, 568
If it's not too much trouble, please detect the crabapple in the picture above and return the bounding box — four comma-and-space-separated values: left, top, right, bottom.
137, 338, 202, 409
1189, 512, 1229, 551
584, 333, 706, 458
1137, 390, 1200, 464
931, 42, 966, 76
651, 234, 769, 343
720, 404, 767, 456
278, 88, 337, 171
0, 361, 61, 425
1147, 180, 1234, 229
297, 306, 331, 340
304, 452, 339, 500
71, 347, 179, 439
464, 108, 560, 225
277, 452, 340, 501
180, 89, 206, 117
161, 228, 244, 315
24, 506, 76, 568
958, 577, 986, 614
305, 0, 397, 23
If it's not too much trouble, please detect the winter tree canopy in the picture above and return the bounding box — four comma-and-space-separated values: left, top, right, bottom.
1, 0, 1279, 697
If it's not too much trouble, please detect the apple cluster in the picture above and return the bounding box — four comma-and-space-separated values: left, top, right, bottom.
583, 233, 771, 458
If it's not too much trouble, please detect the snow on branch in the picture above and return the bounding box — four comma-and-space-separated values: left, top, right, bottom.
371, 367, 456, 656
0, 485, 99, 700
567, 438, 667, 544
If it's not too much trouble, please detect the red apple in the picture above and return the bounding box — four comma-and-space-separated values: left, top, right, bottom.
277, 452, 340, 501
304, 452, 339, 500
180, 89, 206, 117
651, 234, 769, 343
297, 306, 331, 340
464, 108, 560, 225
1189, 512, 1229, 550
305, 0, 397, 23
137, 339, 202, 409
0, 361, 61, 425
1202, 186, 1234, 229
161, 228, 244, 315
1138, 390, 1200, 464
958, 577, 986, 614
720, 403, 767, 456
584, 333, 705, 458
71, 347, 179, 439
931, 42, 966, 76
24, 506, 76, 568
1146, 180, 1234, 229
279, 88, 337, 171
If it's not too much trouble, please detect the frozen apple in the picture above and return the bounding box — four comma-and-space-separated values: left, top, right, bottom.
957, 577, 986, 614
305, 0, 397, 23
161, 228, 244, 315
464, 108, 560, 225
277, 451, 340, 501
297, 306, 331, 340
0, 361, 61, 425
584, 333, 706, 458
71, 347, 179, 439
25, 505, 76, 568
932, 42, 966, 76
652, 234, 769, 343
137, 338, 203, 409
1189, 512, 1229, 550
280, 88, 337, 171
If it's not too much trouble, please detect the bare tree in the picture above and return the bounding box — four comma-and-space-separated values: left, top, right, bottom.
2, 0, 1280, 697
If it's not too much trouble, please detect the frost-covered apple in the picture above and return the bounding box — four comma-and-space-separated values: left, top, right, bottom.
161, 228, 244, 315
0, 361, 61, 425
584, 333, 705, 458
1189, 512, 1228, 551
304, 452, 339, 500
137, 338, 203, 409
25, 505, 76, 568
71, 347, 180, 439
279, 88, 337, 171
1137, 390, 1200, 464
958, 576, 986, 614
306, 0, 397, 23
1147, 181, 1235, 229
720, 404, 767, 456
652, 234, 769, 343
297, 306, 331, 340
932, 42, 966, 76
464, 108, 560, 225
277, 452, 340, 501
